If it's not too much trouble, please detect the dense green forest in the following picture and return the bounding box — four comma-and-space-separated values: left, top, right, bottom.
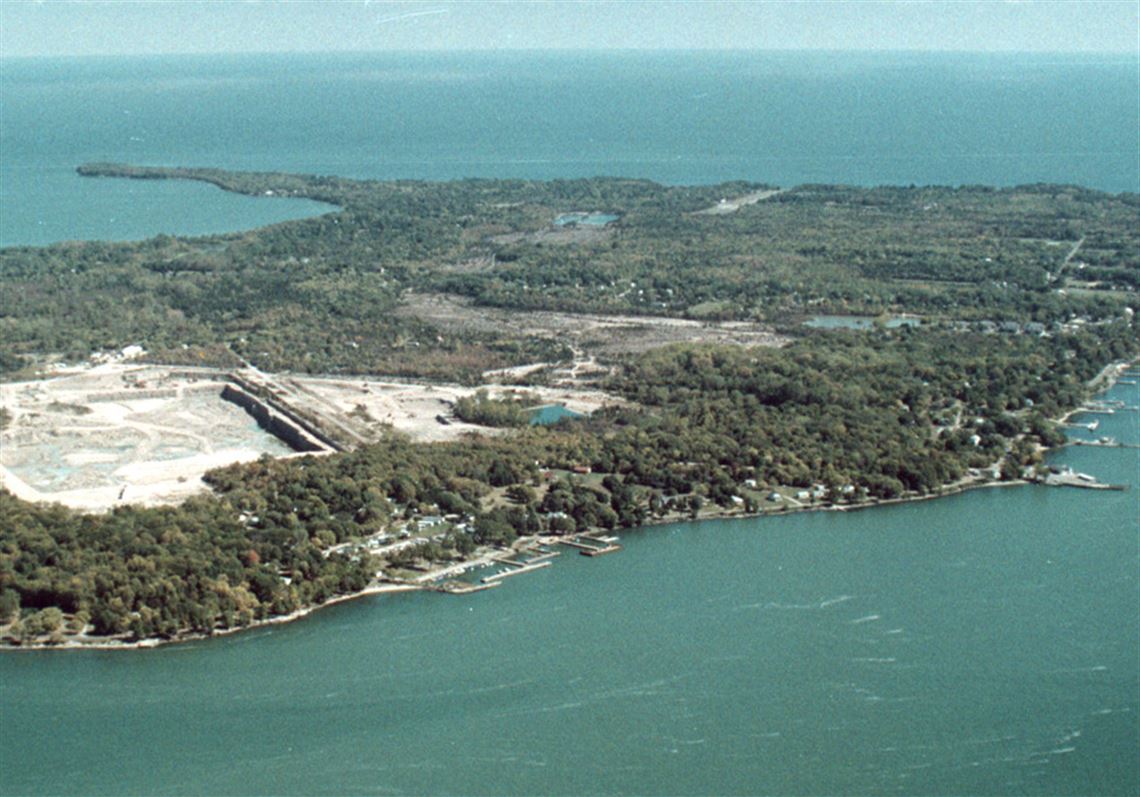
1, 166, 1136, 644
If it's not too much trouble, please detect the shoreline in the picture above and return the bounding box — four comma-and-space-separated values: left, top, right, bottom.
1, 582, 421, 652
5, 359, 1135, 652
0, 476, 1039, 652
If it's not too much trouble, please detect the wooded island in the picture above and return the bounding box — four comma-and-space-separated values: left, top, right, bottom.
1, 165, 1136, 645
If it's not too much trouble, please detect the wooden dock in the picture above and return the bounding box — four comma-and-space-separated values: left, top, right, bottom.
558, 535, 623, 556
523, 550, 562, 564
1041, 472, 1127, 491
1070, 440, 1140, 449
580, 534, 620, 544
580, 544, 622, 557
492, 555, 526, 567
1063, 420, 1100, 430
431, 580, 501, 594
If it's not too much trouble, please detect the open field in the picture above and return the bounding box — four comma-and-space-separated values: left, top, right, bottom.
397, 292, 789, 355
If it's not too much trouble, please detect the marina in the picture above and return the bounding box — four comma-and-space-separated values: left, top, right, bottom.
557, 534, 624, 557
1040, 472, 1127, 490
481, 560, 553, 583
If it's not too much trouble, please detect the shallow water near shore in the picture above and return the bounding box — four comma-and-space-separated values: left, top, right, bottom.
1, 379, 1136, 795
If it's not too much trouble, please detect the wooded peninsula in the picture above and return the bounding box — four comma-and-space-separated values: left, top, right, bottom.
1, 165, 1136, 646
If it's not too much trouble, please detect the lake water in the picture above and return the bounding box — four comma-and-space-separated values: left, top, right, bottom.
0, 52, 1137, 796
1, 51, 1136, 246
529, 404, 585, 426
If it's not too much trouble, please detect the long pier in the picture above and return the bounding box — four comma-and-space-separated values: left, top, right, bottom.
1069, 440, 1140, 450
557, 535, 623, 556
431, 580, 501, 594
580, 544, 622, 557
558, 538, 599, 551
482, 560, 552, 583
1040, 472, 1127, 491
521, 550, 561, 564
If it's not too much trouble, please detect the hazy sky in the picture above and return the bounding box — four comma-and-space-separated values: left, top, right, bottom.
1, 1, 1136, 57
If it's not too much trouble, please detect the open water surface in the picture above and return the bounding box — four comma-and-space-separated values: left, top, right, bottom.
0, 51, 1137, 795
1, 51, 1136, 246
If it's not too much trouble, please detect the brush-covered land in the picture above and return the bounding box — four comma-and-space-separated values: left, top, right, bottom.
0, 165, 1136, 644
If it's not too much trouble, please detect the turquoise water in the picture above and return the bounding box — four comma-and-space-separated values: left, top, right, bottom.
2, 51, 1136, 246
529, 404, 585, 426
1, 52, 1137, 795
1, 378, 1136, 795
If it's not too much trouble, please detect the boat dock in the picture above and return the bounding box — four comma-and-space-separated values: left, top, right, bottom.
482, 560, 553, 583
1070, 439, 1140, 449
1040, 470, 1127, 491
558, 534, 623, 556
580, 544, 622, 557
518, 549, 561, 564
1063, 419, 1100, 431
1081, 399, 1136, 412
430, 580, 501, 594
418, 537, 618, 594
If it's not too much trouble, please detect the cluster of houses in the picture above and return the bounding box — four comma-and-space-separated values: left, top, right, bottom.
952, 320, 1049, 336
324, 513, 470, 560
951, 308, 1133, 338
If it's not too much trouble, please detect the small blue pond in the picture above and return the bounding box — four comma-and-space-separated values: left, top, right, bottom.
529, 404, 585, 426
554, 212, 620, 227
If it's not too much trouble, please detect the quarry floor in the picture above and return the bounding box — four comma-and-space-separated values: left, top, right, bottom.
0, 362, 617, 512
